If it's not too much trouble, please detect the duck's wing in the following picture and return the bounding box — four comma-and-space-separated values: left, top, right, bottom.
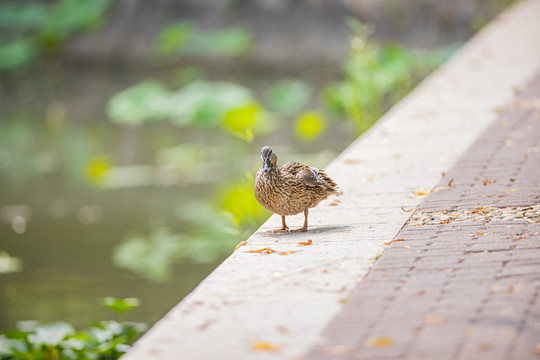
317, 169, 338, 191
281, 162, 337, 190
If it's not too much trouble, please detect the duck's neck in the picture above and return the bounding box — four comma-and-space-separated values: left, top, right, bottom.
263, 166, 282, 183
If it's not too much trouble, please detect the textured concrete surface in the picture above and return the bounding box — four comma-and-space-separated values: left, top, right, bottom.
304, 71, 540, 360
121, 1, 540, 359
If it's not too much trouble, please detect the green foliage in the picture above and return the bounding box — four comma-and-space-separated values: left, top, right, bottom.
0, 0, 111, 73
99, 298, 140, 314
265, 79, 313, 115
107, 80, 271, 134
218, 173, 271, 230
294, 111, 326, 142
169, 81, 254, 128
107, 81, 170, 126
39, 0, 111, 48
85, 155, 112, 187
155, 22, 252, 62
0, 298, 146, 360
154, 22, 193, 58
113, 215, 239, 282
322, 18, 450, 135
0, 39, 39, 72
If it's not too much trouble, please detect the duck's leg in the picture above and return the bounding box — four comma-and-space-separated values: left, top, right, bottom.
270, 215, 290, 233
292, 210, 308, 232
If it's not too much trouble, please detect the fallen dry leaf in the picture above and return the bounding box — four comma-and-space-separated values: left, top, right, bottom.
423, 314, 445, 324
482, 179, 493, 186
384, 239, 405, 246
448, 178, 454, 187
365, 337, 394, 347
439, 219, 452, 225
234, 241, 248, 251
298, 239, 313, 246
401, 207, 413, 212
251, 341, 279, 351
477, 232, 485, 236
329, 202, 339, 206
278, 250, 297, 255
246, 248, 277, 254
413, 188, 433, 196
402, 245, 410, 249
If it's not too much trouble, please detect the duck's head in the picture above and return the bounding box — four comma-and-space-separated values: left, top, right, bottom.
260, 146, 277, 172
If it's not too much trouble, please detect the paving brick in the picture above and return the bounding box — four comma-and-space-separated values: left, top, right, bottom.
304, 71, 540, 360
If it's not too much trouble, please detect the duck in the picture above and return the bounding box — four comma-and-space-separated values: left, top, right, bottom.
254, 146, 339, 232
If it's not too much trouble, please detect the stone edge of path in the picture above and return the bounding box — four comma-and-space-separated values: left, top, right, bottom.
122, 1, 540, 359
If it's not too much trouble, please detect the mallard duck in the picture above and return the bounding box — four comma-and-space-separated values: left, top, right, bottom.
254, 146, 339, 232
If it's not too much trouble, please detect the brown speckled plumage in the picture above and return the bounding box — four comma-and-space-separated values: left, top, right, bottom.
254, 146, 339, 232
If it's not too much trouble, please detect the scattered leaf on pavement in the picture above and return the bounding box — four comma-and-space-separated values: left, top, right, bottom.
365, 337, 394, 347
251, 341, 279, 351
298, 239, 313, 246
423, 314, 445, 323
384, 239, 405, 246
234, 241, 248, 251
278, 251, 296, 255
413, 188, 433, 196
246, 248, 277, 254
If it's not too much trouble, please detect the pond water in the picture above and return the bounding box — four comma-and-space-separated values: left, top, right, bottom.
0, 64, 349, 331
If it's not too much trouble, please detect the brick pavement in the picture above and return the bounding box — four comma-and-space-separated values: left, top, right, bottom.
304, 72, 540, 360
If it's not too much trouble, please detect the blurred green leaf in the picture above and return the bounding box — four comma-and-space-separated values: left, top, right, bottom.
113, 227, 184, 282
85, 155, 112, 186
223, 103, 260, 132
265, 79, 313, 115
218, 174, 270, 228
39, 0, 111, 47
99, 297, 141, 314
188, 25, 252, 57
107, 80, 170, 126
0, 39, 38, 72
155, 23, 252, 60
0, 2, 47, 30
27, 322, 74, 346
169, 81, 254, 128
294, 111, 326, 141
154, 21, 193, 58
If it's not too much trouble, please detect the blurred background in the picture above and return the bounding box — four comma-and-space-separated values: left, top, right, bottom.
0, 0, 514, 332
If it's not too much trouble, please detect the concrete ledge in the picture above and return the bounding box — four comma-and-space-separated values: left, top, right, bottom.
122, 1, 540, 359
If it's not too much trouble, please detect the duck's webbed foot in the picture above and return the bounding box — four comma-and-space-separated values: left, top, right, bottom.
291, 209, 309, 232
268, 215, 290, 233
